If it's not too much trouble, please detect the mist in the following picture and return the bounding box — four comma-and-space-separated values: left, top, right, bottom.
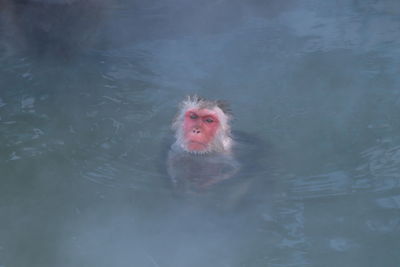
1, 0, 400, 266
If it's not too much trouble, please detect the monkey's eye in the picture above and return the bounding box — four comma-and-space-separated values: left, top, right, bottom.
205, 117, 214, 123
190, 113, 198, 119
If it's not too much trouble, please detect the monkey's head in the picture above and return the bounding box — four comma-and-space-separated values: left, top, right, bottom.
172, 95, 233, 154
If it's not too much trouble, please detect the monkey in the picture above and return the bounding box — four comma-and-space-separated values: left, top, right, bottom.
171, 95, 234, 155
167, 95, 241, 191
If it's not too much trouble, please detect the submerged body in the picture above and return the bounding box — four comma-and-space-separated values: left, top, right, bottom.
167, 95, 240, 191
166, 95, 269, 204
167, 142, 240, 191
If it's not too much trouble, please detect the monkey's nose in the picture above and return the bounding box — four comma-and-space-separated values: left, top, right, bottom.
192, 127, 201, 134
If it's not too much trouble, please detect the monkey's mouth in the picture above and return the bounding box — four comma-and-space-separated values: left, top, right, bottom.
187, 140, 208, 151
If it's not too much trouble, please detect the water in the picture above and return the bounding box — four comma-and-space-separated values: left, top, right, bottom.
1, 0, 400, 266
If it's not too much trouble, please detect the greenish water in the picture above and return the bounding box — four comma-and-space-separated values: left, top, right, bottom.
0, 0, 399, 266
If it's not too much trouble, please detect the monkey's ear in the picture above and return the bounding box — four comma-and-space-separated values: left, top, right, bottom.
171, 115, 179, 130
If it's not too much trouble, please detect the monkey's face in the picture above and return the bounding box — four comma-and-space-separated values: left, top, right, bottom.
182, 108, 220, 152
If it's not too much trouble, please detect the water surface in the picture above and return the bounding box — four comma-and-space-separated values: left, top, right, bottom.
1, 0, 400, 266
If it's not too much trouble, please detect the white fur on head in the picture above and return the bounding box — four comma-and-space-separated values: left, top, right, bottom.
172, 95, 233, 154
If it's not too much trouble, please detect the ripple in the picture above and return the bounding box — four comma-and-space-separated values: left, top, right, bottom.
290, 171, 351, 199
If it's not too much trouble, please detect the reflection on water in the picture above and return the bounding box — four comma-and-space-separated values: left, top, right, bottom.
1, 0, 400, 266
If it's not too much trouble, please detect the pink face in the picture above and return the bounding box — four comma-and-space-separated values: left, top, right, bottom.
183, 108, 220, 152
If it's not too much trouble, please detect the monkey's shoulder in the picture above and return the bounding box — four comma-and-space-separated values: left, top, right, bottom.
168, 144, 237, 167
167, 145, 240, 187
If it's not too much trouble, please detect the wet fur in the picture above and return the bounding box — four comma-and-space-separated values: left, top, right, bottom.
171, 95, 233, 154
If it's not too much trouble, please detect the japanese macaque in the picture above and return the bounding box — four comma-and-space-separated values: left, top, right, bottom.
172, 95, 233, 154
167, 95, 240, 191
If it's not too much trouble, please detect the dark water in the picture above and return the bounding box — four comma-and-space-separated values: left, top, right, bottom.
1, 0, 400, 266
